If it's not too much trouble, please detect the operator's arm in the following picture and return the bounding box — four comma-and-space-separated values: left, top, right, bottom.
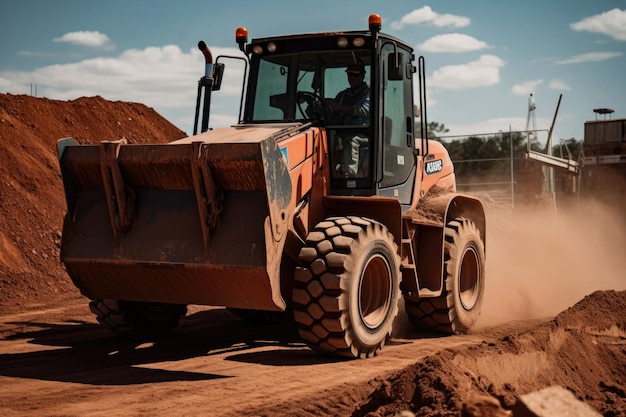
329, 102, 353, 115
329, 95, 369, 117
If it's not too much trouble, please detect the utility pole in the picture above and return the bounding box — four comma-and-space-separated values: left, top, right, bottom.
525, 93, 537, 152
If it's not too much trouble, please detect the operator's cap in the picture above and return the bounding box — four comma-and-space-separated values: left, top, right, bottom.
346, 62, 365, 74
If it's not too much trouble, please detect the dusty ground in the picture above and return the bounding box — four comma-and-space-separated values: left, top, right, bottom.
0, 93, 625, 416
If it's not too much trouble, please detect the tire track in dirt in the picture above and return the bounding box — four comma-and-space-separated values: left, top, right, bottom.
0, 297, 541, 417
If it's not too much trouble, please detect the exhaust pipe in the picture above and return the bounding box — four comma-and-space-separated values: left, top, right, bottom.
198, 40, 214, 77
193, 40, 215, 135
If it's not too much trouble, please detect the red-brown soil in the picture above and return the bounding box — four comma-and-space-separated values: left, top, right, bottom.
0, 93, 624, 416
0, 93, 186, 314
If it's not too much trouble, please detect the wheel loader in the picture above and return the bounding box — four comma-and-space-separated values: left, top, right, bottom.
56, 14, 486, 358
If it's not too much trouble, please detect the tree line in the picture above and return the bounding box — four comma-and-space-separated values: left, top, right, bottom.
422, 121, 581, 182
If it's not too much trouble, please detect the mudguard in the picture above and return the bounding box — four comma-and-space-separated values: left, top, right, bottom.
402, 192, 486, 297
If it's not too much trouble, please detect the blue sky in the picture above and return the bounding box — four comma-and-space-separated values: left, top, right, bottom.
1, 0, 625, 145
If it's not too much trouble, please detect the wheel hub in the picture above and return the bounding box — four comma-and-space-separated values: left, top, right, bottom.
459, 246, 481, 310
359, 254, 392, 329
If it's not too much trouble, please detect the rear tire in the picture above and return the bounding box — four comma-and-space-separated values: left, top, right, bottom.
89, 299, 187, 340
405, 217, 485, 334
293, 216, 401, 358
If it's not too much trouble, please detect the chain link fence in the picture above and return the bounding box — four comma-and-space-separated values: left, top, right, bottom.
438, 129, 569, 208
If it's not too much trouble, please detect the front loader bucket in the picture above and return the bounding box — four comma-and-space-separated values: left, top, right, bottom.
57, 126, 293, 311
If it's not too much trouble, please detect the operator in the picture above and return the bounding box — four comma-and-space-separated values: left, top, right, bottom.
327, 61, 370, 177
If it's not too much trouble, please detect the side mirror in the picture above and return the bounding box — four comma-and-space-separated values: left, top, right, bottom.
388, 53, 403, 81
212, 63, 225, 91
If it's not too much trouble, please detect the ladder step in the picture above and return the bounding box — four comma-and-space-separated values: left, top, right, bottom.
418, 288, 440, 298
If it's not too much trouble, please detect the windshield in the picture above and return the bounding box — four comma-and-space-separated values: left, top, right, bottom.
247, 50, 371, 124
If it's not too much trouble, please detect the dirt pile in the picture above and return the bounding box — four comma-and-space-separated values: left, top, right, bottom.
350, 290, 626, 416
0, 93, 186, 313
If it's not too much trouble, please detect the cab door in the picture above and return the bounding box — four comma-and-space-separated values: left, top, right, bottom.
378, 43, 417, 205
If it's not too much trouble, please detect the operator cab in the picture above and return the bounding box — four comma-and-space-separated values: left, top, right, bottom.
239, 16, 419, 204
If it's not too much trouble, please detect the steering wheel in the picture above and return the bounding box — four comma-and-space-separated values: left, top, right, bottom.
297, 91, 333, 121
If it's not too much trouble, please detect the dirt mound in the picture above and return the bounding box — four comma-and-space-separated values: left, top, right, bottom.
0, 93, 186, 313
349, 290, 626, 416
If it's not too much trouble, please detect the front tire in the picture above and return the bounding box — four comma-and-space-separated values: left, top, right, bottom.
292, 216, 401, 358
405, 217, 485, 334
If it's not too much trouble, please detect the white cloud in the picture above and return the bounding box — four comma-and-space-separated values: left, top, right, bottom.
429, 55, 506, 90
570, 8, 626, 41
391, 6, 470, 30
418, 33, 490, 53
54, 31, 114, 49
210, 112, 240, 128
0, 76, 15, 93
392, 6, 436, 28
512, 79, 543, 96
0, 45, 246, 133
555, 51, 622, 64
549, 79, 572, 91
432, 14, 471, 29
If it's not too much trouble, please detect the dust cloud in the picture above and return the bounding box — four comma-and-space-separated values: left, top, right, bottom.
391, 199, 626, 337
478, 199, 626, 327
